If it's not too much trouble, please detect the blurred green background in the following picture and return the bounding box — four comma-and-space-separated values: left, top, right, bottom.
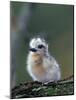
10, 2, 74, 87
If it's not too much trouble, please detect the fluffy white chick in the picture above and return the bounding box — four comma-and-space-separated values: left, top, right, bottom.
27, 37, 61, 83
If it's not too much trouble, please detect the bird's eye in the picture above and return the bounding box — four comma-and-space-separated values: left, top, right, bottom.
38, 45, 44, 49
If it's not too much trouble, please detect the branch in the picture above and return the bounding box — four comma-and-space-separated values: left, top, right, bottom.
11, 75, 74, 99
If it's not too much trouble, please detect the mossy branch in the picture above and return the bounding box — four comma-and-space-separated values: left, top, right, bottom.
11, 75, 74, 99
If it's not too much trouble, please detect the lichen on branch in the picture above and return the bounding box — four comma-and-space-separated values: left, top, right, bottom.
11, 76, 74, 99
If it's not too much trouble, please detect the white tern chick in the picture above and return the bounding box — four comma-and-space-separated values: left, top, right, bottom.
27, 37, 61, 83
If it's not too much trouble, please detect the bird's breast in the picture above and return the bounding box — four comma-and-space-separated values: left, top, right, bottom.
31, 53, 46, 78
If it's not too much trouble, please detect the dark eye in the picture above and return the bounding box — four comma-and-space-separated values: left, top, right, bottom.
38, 45, 44, 49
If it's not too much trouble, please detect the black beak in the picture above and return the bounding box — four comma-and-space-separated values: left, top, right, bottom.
29, 48, 37, 52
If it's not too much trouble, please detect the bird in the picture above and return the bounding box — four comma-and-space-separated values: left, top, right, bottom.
26, 37, 61, 83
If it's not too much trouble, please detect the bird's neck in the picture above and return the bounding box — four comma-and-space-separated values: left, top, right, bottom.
31, 53, 43, 65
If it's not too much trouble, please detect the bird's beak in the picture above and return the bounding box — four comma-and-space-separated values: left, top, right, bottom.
29, 48, 37, 52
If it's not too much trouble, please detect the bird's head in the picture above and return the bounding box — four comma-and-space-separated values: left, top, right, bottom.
29, 37, 48, 56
